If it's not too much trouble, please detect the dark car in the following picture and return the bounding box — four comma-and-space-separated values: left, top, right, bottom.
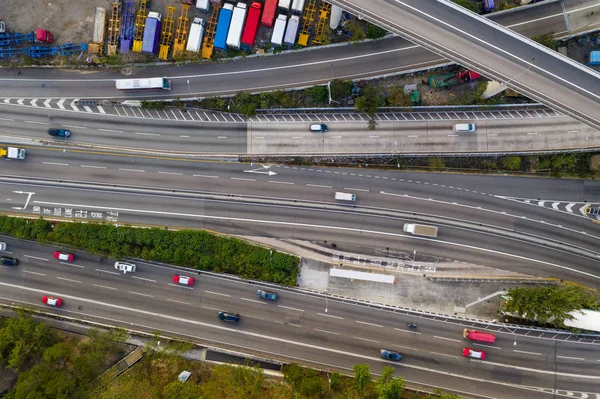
218, 311, 240, 323
48, 128, 71, 138
0, 256, 18, 266
380, 349, 402, 361
256, 289, 278, 301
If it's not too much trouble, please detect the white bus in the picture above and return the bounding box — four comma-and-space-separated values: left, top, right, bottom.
115, 77, 171, 91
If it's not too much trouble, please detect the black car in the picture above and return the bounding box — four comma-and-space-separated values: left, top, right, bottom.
218, 311, 240, 323
48, 128, 71, 138
0, 256, 18, 266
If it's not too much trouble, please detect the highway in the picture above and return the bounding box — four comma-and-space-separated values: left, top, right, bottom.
0, 237, 599, 399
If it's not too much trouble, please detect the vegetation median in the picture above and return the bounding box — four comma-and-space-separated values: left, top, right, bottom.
0, 216, 299, 286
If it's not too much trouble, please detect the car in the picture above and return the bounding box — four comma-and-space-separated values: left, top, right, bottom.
462, 347, 486, 360
380, 349, 402, 361
42, 296, 63, 307
256, 289, 278, 301
48, 128, 71, 138
114, 261, 136, 274
172, 274, 194, 286
0, 256, 18, 266
54, 251, 74, 262
0, 242, 6, 251
218, 311, 240, 323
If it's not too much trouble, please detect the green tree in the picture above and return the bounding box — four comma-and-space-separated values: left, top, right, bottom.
348, 21, 366, 42
387, 85, 410, 107
366, 23, 387, 39
353, 363, 371, 393
232, 91, 257, 117
329, 372, 343, 392
317, 26, 333, 45
200, 364, 265, 399
532, 32, 559, 50
163, 380, 202, 399
330, 79, 353, 101
502, 156, 522, 171
429, 157, 445, 170
355, 87, 383, 116
374, 366, 404, 399
303, 85, 329, 106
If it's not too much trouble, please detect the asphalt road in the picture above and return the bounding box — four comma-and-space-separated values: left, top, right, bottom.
0, 237, 598, 398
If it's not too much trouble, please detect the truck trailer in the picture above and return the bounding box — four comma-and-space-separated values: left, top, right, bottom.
186, 18, 206, 53
0, 147, 26, 160
226, 2, 248, 49
214, 3, 234, 50
291, 0, 306, 13
283, 14, 299, 46
278, 0, 291, 11
262, 0, 278, 27
142, 12, 162, 55
241, 2, 261, 49
196, 0, 210, 12
403, 223, 438, 238
271, 14, 287, 46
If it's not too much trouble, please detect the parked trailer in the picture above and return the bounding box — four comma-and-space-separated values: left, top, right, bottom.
0, 32, 35, 46
278, 0, 291, 11
120, 1, 135, 53
283, 14, 299, 46
186, 18, 205, 53
330, 4, 343, 29
142, 12, 162, 55
403, 223, 438, 238
291, 0, 306, 13
214, 3, 234, 50
226, 2, 248, 49
241, 2, 261, 49
270, 14, 287, 46
196, 0, 210, 12
262, 0, 278, 27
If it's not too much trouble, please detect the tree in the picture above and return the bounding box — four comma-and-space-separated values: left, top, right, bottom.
387, 85, 410, 107
502, 156, 522, 171
329, 372, 343, 392
303, 85, 329, 106
368, 119, 377, 130
374, 366, 404, 399
355, 87, 383, 116
366, 23, 387, 39
347, 21, 366, 42
330, 79, 353, 101
353, 363, 371, 393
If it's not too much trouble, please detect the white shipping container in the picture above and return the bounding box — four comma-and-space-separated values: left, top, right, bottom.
196, 0, 210, 12
283, 15, 299, 45
226, 2, 248, 49
291, 0, 305, 13
278, 0, 291, 10
92, 7, 106, 44
271, 14, 287, 46
186, 18, 205, 53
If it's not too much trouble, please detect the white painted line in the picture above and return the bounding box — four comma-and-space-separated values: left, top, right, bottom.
180, 135, 190, 138
43, 162, 69, 167
408, 135, 419, 138
128, 291, 153, 298
0, 117, 14, 121
80, 165, 106, 169
97, 106, 106, 114
166, 299, 191, 305
527, 132, 538, 135
278, 305, 304, 312
393, 328, 421, 335
369, 135, 380, 138
557, 355, 585, 361
330, 135, 342, 139
354, 336, 380, 343
488, 133, 498, 136
22, 270, 46, 276
204, 290, 231, 298
25, 120, 49, 125
567, 130, 579, 134
268, 181, 294, 185
513, 350, 541, 356
306, 184, 332, 188
241, 297, 266, 304
131, 276, 157, 283
99, 129, 124, 133
447, 134, 458, 137
231, 177, 256, 182
433, 336, 461, 343
344, 187, 370, 192
393, 344, 420, 351
473, 343, 501, 350
217, 136, 227, 139
24, 255, 49, 261
292, 136, 303, 139
201, 305, 221, 311
431, 352, 459, 359
93, 284, 117, 290
59, 262, 84, 268
94, 269, 121, 276
254, 136, 265, 139
119, 168, 145, 173
135, 132, 160, 136
317, 312, 343, 319
62, 125, 86, 129
56, 277, 81, 283
356, 320, 383, 328
193, 174, 219, 179
158, 172, 183, 176
167, 283, 194, 290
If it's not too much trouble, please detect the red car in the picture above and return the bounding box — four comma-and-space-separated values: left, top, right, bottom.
53, 251, 74, 262
462, 347, 486, 360
42, 296, 63, 307
172, 274, 194, 286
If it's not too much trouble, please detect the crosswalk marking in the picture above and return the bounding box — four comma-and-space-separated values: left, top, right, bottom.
97, 106, 105, 114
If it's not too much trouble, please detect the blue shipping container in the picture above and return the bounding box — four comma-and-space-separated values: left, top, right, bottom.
142, 15, 161, 54
590, 51, 600, 66
214, 5, 234, 50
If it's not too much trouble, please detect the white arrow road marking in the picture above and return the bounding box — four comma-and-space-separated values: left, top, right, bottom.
43, 99, 51, 108
244, 165, 277, 176
11, 191, 35, 210
537, 201, 545, 207
552, 202, 560, 210
70, 99, 79, 111
17, 99, 24, 105
3, 99, 10, 104
579, 205, 589, 216
30, 99, 38, 107
57, 99, 65, 110
566, 203, 575, 213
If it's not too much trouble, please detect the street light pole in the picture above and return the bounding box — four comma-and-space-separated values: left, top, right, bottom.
324, 291, 328, 313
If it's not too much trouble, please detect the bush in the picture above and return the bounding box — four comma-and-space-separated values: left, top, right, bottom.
428, 157, 446, 170
355, 87, 384, 116
330, 79, 353, 100
347, 22, 366, 42
502, 156, 522, 171
366, 23, 387, 39
303, 85, 328, 106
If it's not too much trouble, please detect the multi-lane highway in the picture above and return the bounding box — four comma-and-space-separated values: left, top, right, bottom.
1, 237, 599, 399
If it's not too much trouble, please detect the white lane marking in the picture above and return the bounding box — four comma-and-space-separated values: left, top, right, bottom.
317, 312, 343, 319
557, 355, 585, 361
268, 181, 294, 185
93, 284, 117, 290
24, 255, 49, 261
447, 134, 458, 137
314, 328, 340, 335
42, 162, 69, 167
369, 135, 380, 138
244, 314, 265, 320
292, 136, 303, 139
433, 336, 461, 343
343, 187, 370, 192
254, 136, 265, 139
158, 172, 183, 176
25, 120, 49, 125
394, 344, 420, 351
166, 299, 191, 305
80, 165, 106, 169
354, 336, 380, 343
0, 117, 14, 121
278, 305, 304, 312
241, 297, 266, 304
306, 184, 333, 188
567, 130, 579, 134
167, 283, 194, 290
356, 320, 383, 328
180, 135, 190, 138
408, 135, 418, 138
118, 168, 145, 173
94, 269, 121, 276
56, 277, 81, 283
60, 262, 84, 268
135, 132, 160, 136
393, 328, 421, 335
204, 290, 231, 297
98, 128, 124, 133
527, 132, 538, 135
22, 270, 46, 276
330, 135, 342, 139
431, 352, 459, 359
513, 350, 541, 356
473, 343, 501, 350
230, 177, 256, 182
217, 136, 227, 139
62, 125, 86, 129
201, 305, 220, 311
128, 291, 153, 298
193, 174, 219, 178
131, 276, 157, 283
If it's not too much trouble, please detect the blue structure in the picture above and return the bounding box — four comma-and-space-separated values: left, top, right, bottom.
120, 1, 135, 54
0, 47, 26, 58
142, 13, 161, 55
590, 51, 600, 66
214, 4, 233, 50
27, 43, 88, 58
0, 32, 35, 47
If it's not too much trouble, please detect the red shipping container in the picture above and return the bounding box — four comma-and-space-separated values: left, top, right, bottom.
241, 2, 262, 48
261, 0, 278, 28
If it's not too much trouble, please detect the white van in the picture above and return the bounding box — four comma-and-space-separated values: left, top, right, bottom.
335, 192, 356, 201
454, 123, 476, 132
310, 123, 328, 132
0, 242, 6, 251
196, 0, 209, 12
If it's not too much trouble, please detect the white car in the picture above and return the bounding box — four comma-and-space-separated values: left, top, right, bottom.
0, 242, 6, 251
114, 262, 136, 274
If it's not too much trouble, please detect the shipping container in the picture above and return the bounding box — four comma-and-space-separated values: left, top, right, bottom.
291, 0, 305, 13
92, 7, 106, 44
283, 14, 299, 46
196, 0, 210, 12
226, 2, 248, 49
262, 0, 278, 27
214, 3, 234, 50
271, 14, 287, 46
142, 12, 162, 55
278, 0, 291, 11
330, 5, 343, 29
186, 18, 206, 53
241, 2, 262, 49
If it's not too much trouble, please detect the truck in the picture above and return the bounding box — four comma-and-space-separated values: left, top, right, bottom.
262, 0, 278, 27
114, 261, 136, 274
278, 0, 291, 11
142, 11, 162, 55
427, 70, 481, 88
226, 2, 248, 49
0, 147, 26, 160
463, 329, 497, 344
291, 0, 306, 13
196, 0, 210, 12
214, 3, 234, 50
271, 14, 287, 46
403, 223, 438, 238
35, 29, 53, 43
241, 2, 261, 49
283, 15, 299, 46
335, 192, 356, 202
186, 18, 206, 53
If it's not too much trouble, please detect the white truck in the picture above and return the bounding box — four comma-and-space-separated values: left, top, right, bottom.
186, 18, 206, 53
283, 15, 299, 46
226, 2, 248, 49
291, 0, 306, 13
271, 14, 287, 46
0, 147, 26, 160
335, 192, 356, 202
278, 0, 291, 11
403, 223, 438, 238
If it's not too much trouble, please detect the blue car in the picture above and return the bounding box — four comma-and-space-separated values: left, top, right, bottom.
48, 128, 71, 138
218, 311, 240, 323
380, 349, 402, 361
256, 289, 278, 301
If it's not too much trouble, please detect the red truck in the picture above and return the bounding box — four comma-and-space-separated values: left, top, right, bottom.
35, 28, 53, 43
241, 2, 261, 48
463, 329, 496, 344
261, 0, 278, 27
